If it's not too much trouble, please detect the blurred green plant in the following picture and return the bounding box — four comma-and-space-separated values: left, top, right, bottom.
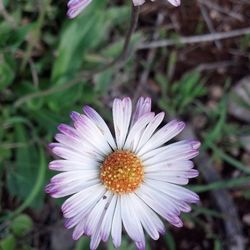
157, 70, 207, 115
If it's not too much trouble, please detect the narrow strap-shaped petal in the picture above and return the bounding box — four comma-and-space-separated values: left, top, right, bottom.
84, 191, 112, 236
131, 97, 151, 126
112, 97, 132, 149
121, 194, 145, 244
136, 185, 183, 228
131, 193, 164, 240
135, 112, 165, 153
167, 0, 181, 7
49, 159, 99, 172
61, 184, 105, 218
138, 120, 185, 156
73, 114, 112, 156
144, 179, 199, 203
67, 0, 92, 18
83, 106, 116, 149
142, 141, 200, 166
111, 196, 122, 248
100, 195, 118, 241
123, 112, 154, 151
132, 0, 145, 6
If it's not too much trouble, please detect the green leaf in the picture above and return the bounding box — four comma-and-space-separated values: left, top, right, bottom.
51, 2, 108, 81
0, 235, 16, 250
94, 69, 113, 93
164, 233, 176, 250
0, 56, 15, 91
74, 237, 90, 250
0, 22, 33, 50
7, 125, 46, 209
10, 214, 33, 237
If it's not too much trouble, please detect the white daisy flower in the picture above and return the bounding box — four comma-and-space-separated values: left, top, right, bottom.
67, 0, 181, 19
46, 97, 200, 250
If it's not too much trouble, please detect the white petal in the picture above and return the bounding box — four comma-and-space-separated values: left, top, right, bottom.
67, 0, 92, 19
74, 115, 112, 155
49, 159, 99, 172
62, 184, 106, 218
84, 191, 112, 236
50, 170, 99, 184
57, 123, 78, 139
83, 106, 116, 149
138, 120, 185, 156
135, 241, 146, 250
45, 178, 99, 198
72, 217, 87, 240
123, 112, 154, 151
144, 160, 194, 173
111, 196, 122, 248
68, 187, 108, 240
145, 174, 190, 185
90, 230, 102, 250
142, 140, 200, 165
51, 141, 104, 162
130, 193, 164, 240
135, 112, 165, 153
64, 211, 85, 229
136, 185, 183, 227
145, 168, 199, 182
132, 0, 145, 6
100, 195, 118, 241
168, 0, 181, 7
121, 194, 145, 244
141, 183, 191, 213
131, 97, 151, 126
113, 97, 132, 149
89, 194, 117, 249
51, 146, 99, 163
145, 179, 199, 203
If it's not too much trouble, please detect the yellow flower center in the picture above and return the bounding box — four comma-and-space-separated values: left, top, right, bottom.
100, 150, 144, 194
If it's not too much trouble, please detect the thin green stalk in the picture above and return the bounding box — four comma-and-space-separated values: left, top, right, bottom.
190, 176, 250, 193
209, 142, 250, 174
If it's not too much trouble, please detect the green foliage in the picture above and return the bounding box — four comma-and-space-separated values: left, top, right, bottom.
0, 235, 16, 250
164, 233, 176, 250
10, 214, 33, 237
6, 125, 46, 209
157, 70, 207, 115
0, 54, 15, 91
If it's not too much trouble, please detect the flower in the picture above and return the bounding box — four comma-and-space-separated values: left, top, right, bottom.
45, 97, 200, 250
67, 0, 181, 19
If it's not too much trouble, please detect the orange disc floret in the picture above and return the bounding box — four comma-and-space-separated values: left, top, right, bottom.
100, 150, 144, 194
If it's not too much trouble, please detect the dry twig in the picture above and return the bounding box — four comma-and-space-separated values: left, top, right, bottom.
138, 27, 250, 49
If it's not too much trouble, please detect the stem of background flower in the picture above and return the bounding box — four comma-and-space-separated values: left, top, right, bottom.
190, 176, 250, 193
14, 4, 140, 108
91, 3, 140, 73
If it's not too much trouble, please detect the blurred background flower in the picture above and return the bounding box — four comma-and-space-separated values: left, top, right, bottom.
0, 1, 250, 250
67, 0, 180, 18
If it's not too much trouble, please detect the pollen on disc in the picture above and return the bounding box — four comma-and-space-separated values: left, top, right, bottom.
100, 150, 144, 194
